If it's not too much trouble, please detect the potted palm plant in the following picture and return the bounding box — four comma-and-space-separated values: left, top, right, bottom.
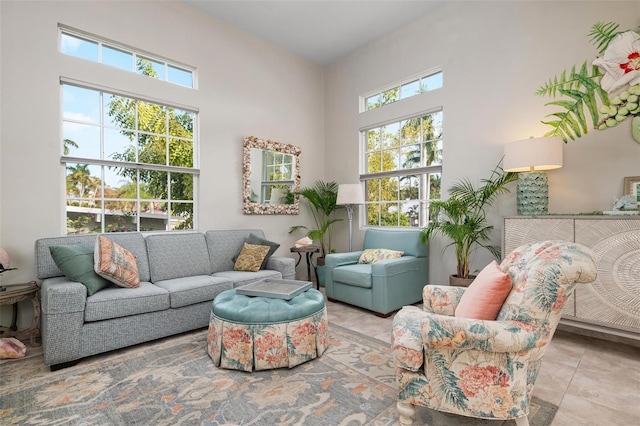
289, 180, 342, 285
420, 163, 517, 286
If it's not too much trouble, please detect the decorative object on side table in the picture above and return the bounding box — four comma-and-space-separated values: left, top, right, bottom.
0, 281, 41, 347
336, 183, 365, 252
504, 137, 563, 215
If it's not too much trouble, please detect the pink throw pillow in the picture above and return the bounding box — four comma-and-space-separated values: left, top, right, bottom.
454, 261, 512, 320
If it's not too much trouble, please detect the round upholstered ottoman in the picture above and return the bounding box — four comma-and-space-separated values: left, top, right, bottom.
206, 288, 329, 372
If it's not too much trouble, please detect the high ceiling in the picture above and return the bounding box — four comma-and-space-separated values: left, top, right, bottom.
182, 1, 439, 65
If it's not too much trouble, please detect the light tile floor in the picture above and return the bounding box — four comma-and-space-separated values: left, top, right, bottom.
324, 292, 640, 426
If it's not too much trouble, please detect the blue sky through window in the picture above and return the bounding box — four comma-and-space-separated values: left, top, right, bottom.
60, 29, 194, 88
103, 45, 133, 71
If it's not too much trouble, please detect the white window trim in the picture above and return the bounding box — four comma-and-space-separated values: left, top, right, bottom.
59, 24, 197, 89
359, 66, 443, 113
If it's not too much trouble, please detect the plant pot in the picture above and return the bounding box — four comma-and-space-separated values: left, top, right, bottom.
449, 274, 476, 287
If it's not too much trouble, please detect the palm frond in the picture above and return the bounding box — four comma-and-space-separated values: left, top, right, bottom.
588, 21, 621, 54
421, 161, 514, 278
538, 62, 607, 142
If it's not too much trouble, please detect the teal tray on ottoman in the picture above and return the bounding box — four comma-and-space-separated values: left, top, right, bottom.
206, 287, 329, 372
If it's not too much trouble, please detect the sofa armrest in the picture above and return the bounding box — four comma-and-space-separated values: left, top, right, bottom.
392, 306, 426, 371
370, 255, 419, 277
40, 277, 87, 366
41, 277, 87, 314
266, 256, 296, 280
421, 313, 542, 353
325, 252, 362, 268
422, 285, 466, 316
392, 305, 541, 372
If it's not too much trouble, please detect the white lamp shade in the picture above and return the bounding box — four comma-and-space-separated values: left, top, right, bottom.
337, 184, 364, 205
503, 137, 563, 172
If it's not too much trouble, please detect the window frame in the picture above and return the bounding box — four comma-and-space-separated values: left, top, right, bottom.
61, 78, 199, 234
359, 109, 443, 229
360, 68, 443, 113
59, 25, 196, 89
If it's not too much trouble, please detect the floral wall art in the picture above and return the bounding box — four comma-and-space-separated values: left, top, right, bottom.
538, 22, 640, 143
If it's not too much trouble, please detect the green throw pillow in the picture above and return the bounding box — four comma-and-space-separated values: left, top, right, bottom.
232, 234, 280, 270
49, 244, 111, 296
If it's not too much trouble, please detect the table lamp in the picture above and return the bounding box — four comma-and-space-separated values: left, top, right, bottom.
337, 184, 365, 252
504, 137, 563, 215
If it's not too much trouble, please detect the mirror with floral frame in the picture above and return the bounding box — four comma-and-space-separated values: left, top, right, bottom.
243, 136, 301, 214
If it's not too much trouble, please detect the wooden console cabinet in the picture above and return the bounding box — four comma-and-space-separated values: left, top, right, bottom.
503, 216, 640, 346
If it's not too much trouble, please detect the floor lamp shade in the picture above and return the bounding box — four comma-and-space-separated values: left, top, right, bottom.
337, 184, 364, 252
504, 137, 563, 215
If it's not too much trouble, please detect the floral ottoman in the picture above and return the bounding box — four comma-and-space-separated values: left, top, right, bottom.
206, 288, 329, 372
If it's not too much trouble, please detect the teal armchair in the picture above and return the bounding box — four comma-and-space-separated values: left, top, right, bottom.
324, 228, 428, 317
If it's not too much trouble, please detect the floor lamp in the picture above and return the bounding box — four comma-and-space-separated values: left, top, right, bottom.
337, 184, 365, 252
504, 137, 563, 215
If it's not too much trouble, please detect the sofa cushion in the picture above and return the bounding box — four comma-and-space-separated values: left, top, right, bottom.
85, 282, 170, 322
103, 233, 151, 283
146, 233, 212, 282
213, 269, 281, 287
333, 264, 373, 289
49, 244, 111, 296
234, 243, 270, 272
154, 275, 233, 308
237, 233, 280, 269
205, 229, 267, 273
94, 236, 140, 288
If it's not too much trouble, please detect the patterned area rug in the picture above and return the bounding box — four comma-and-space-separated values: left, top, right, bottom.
0, 325, 557, 425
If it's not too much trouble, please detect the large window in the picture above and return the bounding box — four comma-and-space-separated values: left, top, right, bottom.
62, 82, 198, 234
361, 110, 442, 227
60, 27, 194, 88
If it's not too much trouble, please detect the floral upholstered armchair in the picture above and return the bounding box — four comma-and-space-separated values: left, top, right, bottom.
391, 240, 597, 425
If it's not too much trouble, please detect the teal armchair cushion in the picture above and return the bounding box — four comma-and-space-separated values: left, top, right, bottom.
333, 264, 372, 289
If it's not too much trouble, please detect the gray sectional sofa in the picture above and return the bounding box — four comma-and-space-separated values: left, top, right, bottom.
35, 229, 295, 370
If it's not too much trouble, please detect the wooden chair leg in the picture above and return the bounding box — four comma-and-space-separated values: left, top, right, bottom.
397, 400, 415, 425
515, 416, 530, 426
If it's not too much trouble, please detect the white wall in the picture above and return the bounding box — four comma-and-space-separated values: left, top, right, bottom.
0, 1, 325, 326
324, 1, 640, 284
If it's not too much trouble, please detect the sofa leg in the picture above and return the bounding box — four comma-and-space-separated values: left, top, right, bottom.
374, 311, 393, 318
327, 297, 338, 303
50, 359, 80, 371
397, 400, 415, 425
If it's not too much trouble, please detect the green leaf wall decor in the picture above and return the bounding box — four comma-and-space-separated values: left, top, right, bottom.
537, 22, 640, 143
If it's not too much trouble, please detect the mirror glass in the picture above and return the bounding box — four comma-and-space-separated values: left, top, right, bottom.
243, 136, 300, 214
